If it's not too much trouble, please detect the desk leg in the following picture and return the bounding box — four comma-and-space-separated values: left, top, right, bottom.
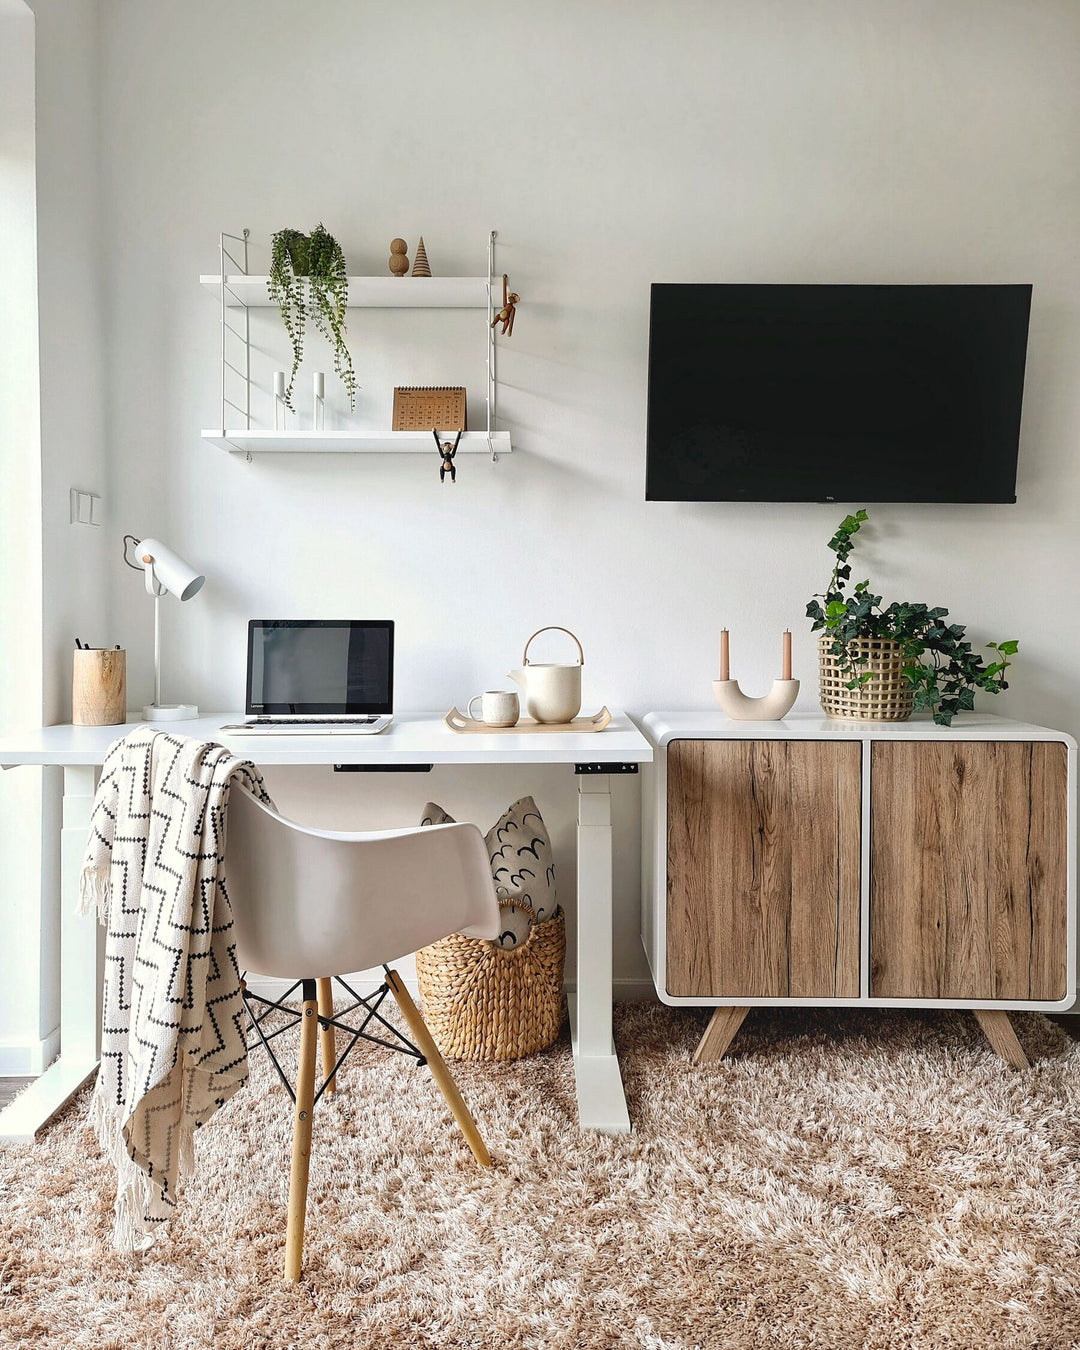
570, 774, 630, 1135
0, 765, 101, 1141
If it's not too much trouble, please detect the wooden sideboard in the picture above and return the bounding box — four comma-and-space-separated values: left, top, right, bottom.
641, 713, 1076, 1068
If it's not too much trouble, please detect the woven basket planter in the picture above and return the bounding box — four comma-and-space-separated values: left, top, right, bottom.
415, 908, 566, 1061
818, 635, 914, 722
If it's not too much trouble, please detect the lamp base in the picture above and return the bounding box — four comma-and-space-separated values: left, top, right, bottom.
143, 703, 199, 722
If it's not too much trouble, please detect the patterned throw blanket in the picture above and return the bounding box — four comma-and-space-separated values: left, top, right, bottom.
79, 728, 273, 1252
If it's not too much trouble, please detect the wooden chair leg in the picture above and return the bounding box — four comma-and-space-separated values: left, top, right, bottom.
284, 981, 319, 1282
693, 1006, 750, 1064
385, 968, 492, 1168
316, 977, 337, 1093
973, 1009, 1030, 1070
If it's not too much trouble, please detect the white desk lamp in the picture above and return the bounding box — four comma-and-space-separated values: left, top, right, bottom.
123, 535, 205, 721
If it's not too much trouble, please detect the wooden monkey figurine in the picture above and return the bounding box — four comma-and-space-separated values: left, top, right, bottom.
433, 427, 463, 483
491, 274, 519, 336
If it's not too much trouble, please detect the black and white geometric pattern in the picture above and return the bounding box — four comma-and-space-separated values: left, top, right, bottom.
421, 795, 558, 947
80, 728, 273, 1252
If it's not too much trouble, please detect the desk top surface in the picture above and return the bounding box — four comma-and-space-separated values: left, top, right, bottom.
0, 711, 653, 768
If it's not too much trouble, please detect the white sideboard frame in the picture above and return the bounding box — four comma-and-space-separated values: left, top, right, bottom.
640, 711, 1077, 1013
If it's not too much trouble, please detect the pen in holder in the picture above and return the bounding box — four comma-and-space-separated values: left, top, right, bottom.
73, 646, 127, 726
712, 628, 799, 721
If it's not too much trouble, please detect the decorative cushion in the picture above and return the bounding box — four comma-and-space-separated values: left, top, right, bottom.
420, 795, 558, 946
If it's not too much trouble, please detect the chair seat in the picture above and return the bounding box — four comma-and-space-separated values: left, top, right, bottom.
227, 787, 501, 978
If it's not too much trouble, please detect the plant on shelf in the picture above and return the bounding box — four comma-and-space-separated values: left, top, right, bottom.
267, 224, 358, 412
806, 509, 1018, 726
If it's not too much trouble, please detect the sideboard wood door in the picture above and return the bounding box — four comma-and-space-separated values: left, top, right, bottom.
666, 739, 861, 998
870, 741, 1068, 1000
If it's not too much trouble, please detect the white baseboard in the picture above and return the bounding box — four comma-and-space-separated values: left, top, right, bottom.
242, 975, 659, 1004
0, 1027, 60, 1076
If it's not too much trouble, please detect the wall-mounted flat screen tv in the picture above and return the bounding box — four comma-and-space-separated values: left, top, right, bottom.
645, 283, 1032, 503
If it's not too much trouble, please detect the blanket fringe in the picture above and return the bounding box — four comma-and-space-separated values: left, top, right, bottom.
78, 865, 111, 921
88, 1074, 191, 1254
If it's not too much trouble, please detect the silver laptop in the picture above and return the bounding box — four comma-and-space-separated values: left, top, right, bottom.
221, 619, 394, 736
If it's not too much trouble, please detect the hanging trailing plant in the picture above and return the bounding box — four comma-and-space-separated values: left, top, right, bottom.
305, 223, 357, 411
806, 509, 1018, 726
267, 224, 357, 411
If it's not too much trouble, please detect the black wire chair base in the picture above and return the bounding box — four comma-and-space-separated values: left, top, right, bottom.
240, 971, 425, 1108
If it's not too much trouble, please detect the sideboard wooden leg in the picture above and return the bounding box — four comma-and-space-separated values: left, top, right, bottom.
972, 1009, 1030, 1070
692, 1007, 750, 1064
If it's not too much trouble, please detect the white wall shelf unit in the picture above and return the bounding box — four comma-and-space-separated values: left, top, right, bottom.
201, 430, 512, 455
203, 228, 509, 460
200, 274, 491, 309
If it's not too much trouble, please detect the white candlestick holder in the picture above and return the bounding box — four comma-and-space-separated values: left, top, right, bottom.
313, 371, 325, 430
712, 678, 799, 721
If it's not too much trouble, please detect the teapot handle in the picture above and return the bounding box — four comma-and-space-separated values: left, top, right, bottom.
522, 626, 585, 667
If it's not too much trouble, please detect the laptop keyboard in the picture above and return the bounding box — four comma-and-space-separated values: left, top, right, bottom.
252, 717, 377, 725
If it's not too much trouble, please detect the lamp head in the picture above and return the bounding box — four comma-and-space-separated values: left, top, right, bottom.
136, 537, 205, 601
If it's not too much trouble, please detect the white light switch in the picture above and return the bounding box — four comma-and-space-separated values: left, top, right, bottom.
69, 488, 101, 527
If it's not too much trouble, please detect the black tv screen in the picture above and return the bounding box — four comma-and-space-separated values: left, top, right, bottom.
645, 283, 1032, 503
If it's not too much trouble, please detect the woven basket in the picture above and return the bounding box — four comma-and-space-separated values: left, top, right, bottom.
818, 635, 914, 722
415, 908, 566, 1061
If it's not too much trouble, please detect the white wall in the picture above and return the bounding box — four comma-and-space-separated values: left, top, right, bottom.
87, 0, 1080, 989
0, 0, 46, 1072
0, 0, 110, 1070
31, 0, 109, 722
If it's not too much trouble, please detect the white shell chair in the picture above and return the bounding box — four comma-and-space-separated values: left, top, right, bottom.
226, 785, 502, 1281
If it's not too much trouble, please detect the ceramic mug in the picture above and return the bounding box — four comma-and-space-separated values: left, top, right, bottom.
467, 690, 520, 727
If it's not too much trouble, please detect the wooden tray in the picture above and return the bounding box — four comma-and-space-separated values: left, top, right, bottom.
445, 706, 612, 735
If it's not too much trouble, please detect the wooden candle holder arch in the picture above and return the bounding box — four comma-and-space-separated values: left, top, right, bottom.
713, 628, 799, 721
712, 679, 799, 721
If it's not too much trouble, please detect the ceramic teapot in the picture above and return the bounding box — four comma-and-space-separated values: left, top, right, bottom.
508, 627, 584, 724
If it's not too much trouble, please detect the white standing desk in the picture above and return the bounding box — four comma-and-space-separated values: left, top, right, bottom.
0, 712, 652, 1141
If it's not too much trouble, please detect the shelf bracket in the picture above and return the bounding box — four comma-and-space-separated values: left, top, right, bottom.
219, 228, 251, 448
487, 229, 498, 462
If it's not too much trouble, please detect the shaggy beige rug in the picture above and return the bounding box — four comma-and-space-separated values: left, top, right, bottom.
2, 1004, 1080, 1350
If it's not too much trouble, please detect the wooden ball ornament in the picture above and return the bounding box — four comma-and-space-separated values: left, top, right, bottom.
388, 238, 409, 277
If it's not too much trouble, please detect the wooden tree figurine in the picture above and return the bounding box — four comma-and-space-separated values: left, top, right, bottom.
411, 237, 431, 277
491, 274, 519, 336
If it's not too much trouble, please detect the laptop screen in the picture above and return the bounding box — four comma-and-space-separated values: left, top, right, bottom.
246, 620, 394, 715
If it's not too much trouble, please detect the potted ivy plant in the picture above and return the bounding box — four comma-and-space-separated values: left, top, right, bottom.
267, 223, 358, 412
806, 509, 1018, 726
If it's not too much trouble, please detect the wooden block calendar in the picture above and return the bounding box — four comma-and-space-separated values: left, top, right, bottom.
392, 386, 467, 432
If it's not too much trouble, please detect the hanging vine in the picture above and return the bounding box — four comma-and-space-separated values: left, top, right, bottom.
267, 224, 356, 412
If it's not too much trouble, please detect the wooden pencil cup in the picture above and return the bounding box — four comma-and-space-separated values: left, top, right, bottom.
72, 648, 126, 726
